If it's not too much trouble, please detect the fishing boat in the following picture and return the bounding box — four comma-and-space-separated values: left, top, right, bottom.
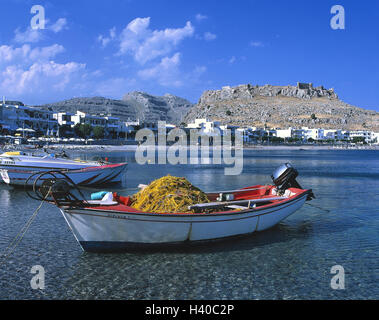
31, 163, 314, 252
0, 151, 127, 187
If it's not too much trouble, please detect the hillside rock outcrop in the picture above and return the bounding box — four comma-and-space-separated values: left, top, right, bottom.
185, 83, 378, 131
122, 91, 193, 124
199, 83, 338, 104
38, 93, 193, 124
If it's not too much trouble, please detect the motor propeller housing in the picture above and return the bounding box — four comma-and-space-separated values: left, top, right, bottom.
271, 163, 314, 200
272, 163, 301, 190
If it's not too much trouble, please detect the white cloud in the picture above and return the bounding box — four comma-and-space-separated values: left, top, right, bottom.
109, 27, 116, 39
90, 70, 104, 77
192, 65, 207, 78
98, 27, 117, 47
126, 17, 151, 35
138, 53, 206, 88
229, 56, 236, 64
118, 17, 194, 64
203, 32, 217, 41
0, 45, 30, 63
0, 61, 85, 95
14, 27, 44, 43
29, 44, 65, 61
250, 41, 264, 47
138, 53, 182, 87
98, 35, 110, 48
95, 18, 205, 90
0, 41, 84, 97
195, 14, 208, 21
49, 18, 68, 33
13, 18, 68, 43
0, 44, 64, 65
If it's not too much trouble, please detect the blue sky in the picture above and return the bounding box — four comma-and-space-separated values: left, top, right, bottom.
0, 0, 378, 111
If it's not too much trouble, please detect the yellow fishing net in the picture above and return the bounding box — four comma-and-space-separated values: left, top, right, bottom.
130, 175, 210, 213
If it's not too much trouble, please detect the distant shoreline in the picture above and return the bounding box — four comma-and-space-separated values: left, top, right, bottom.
31, 144, 379, 153
243, 145, 379, 151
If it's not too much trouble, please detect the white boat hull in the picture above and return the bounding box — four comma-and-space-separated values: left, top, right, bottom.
0, 153, 127, 186
0, 163, 127, 186
60, 193, 308, 252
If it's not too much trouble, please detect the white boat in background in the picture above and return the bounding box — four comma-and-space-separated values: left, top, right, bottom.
39, 163, 314, 252
0, 151, 127, 186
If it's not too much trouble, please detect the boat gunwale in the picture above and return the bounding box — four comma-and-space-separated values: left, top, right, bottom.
0, 162, 128, 172
62, 188, 311, 219
0, 154, 127, 169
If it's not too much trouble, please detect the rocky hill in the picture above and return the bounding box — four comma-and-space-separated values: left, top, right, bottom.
122, 91, 192, 124
184, 83, 379, 131
37, 92, 193, 124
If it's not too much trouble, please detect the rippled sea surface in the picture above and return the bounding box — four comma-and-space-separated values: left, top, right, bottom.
0, 149, 378, 299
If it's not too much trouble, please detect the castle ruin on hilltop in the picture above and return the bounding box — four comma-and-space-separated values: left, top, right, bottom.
199, 83, 338, 104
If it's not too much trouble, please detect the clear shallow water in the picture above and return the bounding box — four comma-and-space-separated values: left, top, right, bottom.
0, 149, 378, 299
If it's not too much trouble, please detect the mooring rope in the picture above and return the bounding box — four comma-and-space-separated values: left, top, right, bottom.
305, 202, 331, 213
0, 187, 51, 267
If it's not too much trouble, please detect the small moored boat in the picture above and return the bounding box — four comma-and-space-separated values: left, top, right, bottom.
32, 163, 314, 252
0, 151, 127, 187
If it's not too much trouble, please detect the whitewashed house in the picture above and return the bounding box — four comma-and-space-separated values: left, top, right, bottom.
349, 130, 373, 143
0, 102, 58, 135
301, 127, 324, 141
70, 111, 121, 138
186, 118, 222, 135
53, 112, 75, 126
275, 128, 293, 139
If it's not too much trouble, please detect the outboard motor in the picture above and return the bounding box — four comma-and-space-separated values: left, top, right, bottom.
271, 163, 314, 200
